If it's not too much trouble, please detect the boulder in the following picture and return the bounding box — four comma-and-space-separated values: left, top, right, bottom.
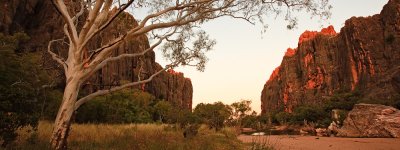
327, 121, 339, 136
337, 103, 400, 138
316, 128, 328, 137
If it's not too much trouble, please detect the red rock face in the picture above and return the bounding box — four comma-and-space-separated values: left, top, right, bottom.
298, 25, 337, 44
285, 48, 297, 57
261, 0, 400, 114
0, 0, 193, 110
267, 66, 281, 83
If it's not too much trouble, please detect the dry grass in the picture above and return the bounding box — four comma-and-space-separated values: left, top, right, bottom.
5, 121, 244, 150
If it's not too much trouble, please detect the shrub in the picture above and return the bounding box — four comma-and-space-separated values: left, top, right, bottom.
290, 105, 326, 124
323, 92, 360, 111
194, 102, 232, 131
183, 124, 200, 138
274, 112, 292, 125
241, 112, 259, 129
75, 89, 156, 123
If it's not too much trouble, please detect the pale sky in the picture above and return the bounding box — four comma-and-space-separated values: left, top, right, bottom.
153, 0, 389, 113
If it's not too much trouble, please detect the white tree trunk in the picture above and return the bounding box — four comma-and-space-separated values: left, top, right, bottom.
50, 76, 80, 150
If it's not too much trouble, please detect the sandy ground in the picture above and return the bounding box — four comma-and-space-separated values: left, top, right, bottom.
238, 135, 400, 150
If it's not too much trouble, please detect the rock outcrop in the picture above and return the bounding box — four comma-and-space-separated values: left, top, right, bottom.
261, 0, 400, 114
1, 0, 193, 110
337, 103, 400, 138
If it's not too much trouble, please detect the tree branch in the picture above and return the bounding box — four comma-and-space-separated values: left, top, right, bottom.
78, 0, 105, 44
91, 34, 165, 72
52, 0, 79, 45
48, 39, 67, 70
74, 62, 178, 110
80, 0, 136, 48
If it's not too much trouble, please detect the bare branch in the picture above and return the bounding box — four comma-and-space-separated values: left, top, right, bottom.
47, 39, 67, 70
80, 0, 136, 48
91, 35, 165, 72
83, 1, 225, 66
86, 27, 178, 73
72, 1, 86, 27
52, 0, 79, 45
78, 0, 105, 44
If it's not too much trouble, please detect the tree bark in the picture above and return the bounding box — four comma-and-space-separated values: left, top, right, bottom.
50, 77, 80, 150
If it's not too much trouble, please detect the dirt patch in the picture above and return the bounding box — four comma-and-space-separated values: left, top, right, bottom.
238, 135, 400, 150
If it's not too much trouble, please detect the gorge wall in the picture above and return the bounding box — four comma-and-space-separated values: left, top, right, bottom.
0, 0, 192, 109
261, 0, 400, 114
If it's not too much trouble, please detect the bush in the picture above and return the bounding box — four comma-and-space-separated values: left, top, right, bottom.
323, 92, 360, 111
241, 113, 259, 128
194, 102, 232, 131
291, 105, 326, 124
75, 89, 156, 123
183, 124, 200, 138
274, 112, 291, 125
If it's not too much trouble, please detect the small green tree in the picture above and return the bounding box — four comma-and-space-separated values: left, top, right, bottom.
275, 111, 292, 125
241, 111, 259, 129
290, 105, 325, 124
194, 102, 232, 131
230, 100, 252, 127
154, 100, 173, 122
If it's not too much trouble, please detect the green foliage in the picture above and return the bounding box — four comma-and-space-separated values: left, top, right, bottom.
0, 32, 44, 147
269, 92, 400, 127
153, 100, 173, 122
323, 92, 360, 111
75, 89, 198, 126
0, 32, 30, 51
231, 100, 252, 118
241, 111, 259, 129
357, 93, 400, 108
274, 112, 292, 125
193, 102, 232, 131
75, 89, 156, 123
290, 105, 326, 124
230, 99, 252, 126
272, 91, 365, 127
40, 90, 63, 120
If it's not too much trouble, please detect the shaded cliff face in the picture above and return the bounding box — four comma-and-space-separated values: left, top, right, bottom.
1, 0, 193, 110
82, 11, 193, 110
261, 0, 400, 114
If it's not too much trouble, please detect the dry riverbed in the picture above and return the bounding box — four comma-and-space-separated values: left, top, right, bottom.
238, 135, 400, 150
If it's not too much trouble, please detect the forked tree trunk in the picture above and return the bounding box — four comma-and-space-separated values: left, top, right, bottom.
51, 78, 80, 150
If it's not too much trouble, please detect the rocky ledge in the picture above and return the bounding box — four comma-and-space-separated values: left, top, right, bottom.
338, 103, 400, 138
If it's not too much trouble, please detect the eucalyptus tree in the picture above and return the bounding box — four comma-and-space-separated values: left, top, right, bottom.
49, 0, 330, 149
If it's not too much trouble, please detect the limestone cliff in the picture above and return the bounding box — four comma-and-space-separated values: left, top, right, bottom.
1, 0, 193, 110
261, 0, 400, 114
